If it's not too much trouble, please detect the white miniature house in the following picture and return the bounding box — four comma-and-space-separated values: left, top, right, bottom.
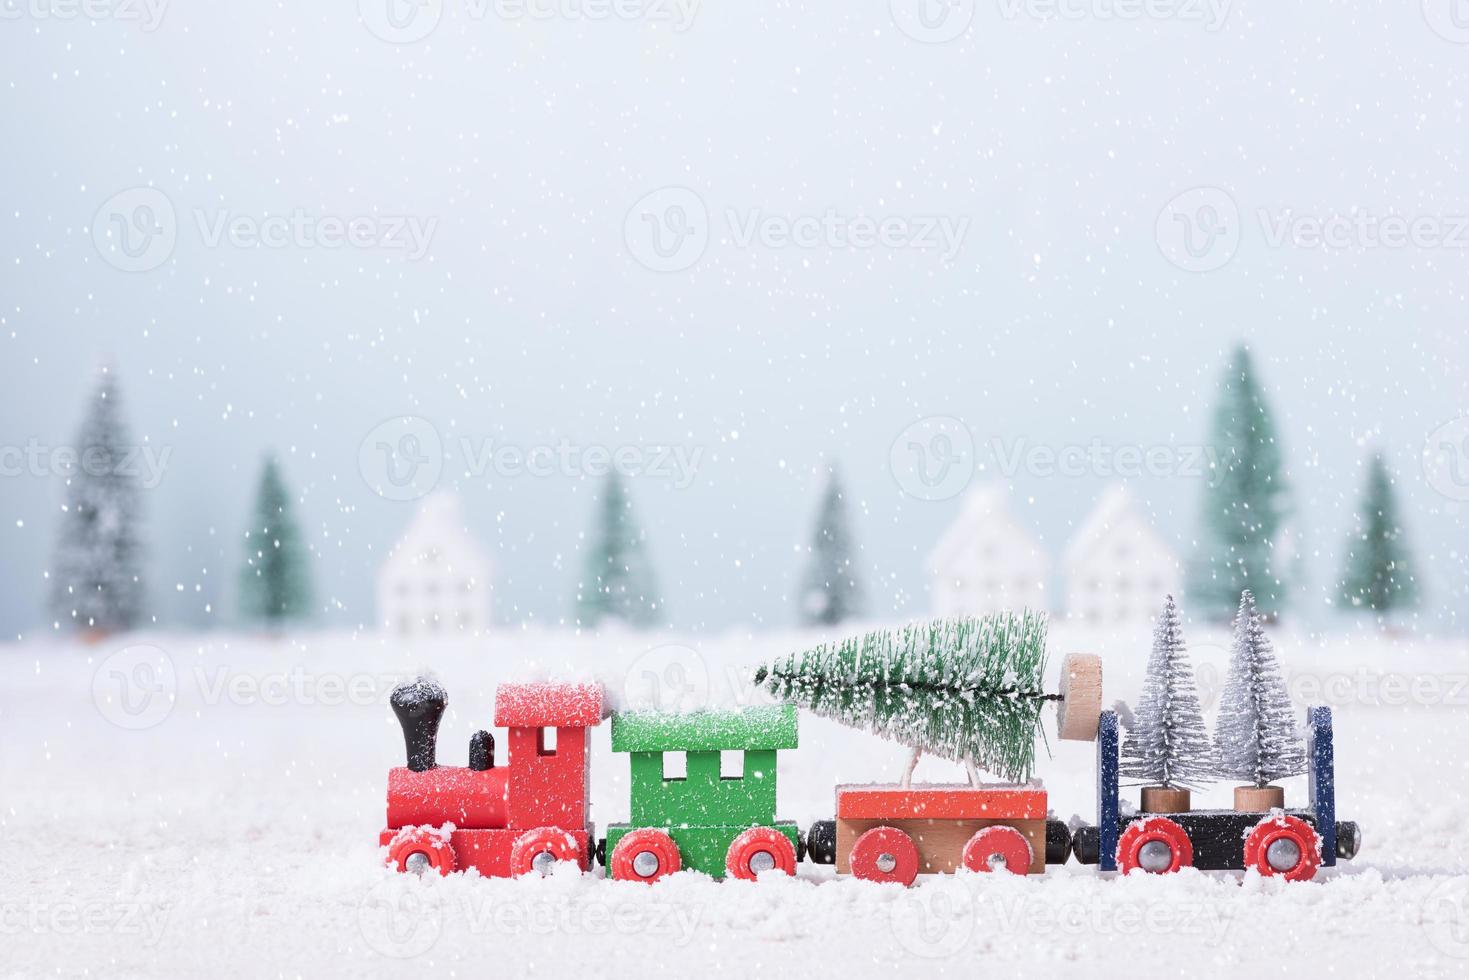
928, 486, 1051, 617
376, 493, 493, 635
1062, 484, 1181, 625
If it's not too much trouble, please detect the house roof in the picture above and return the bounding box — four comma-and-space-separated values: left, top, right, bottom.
610, 705, 798, 753
926, 485, 1047, 574
1062, 483, 1174, 571
379, 492, 491, 579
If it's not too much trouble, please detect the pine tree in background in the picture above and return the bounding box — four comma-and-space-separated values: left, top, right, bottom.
1188, 346, 1292, 621
49, 365, 145, 635
1119, 595, 1216, 790
576, 473, 661, 628
753, 613, 1054, 783
239, 457, 314, 627
1214, 590, 1305, 788
798, 468, 862, 626
1338, 453, 1418, 618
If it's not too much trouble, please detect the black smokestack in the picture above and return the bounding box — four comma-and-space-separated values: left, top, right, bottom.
390, 676, 447, 772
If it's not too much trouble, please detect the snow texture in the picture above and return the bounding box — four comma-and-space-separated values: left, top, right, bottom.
4, 623, 1466, 979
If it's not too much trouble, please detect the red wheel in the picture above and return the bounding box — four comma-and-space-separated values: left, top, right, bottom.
725, 827, 798, 880
1117, 817, 1193, 875
849, 826, 919, 886
1243, 815, 1321, 882
961, 826, 1033, 875
510, 826, 582, 877
386, 827, 455, 876
610, 828, 681, 883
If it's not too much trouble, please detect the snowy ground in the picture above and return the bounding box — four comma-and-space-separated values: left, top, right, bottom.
5, 623, 1469, 979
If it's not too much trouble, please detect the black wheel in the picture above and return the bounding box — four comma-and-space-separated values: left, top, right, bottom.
1071, 825, 1100, 865
1045, 819, 1072, 865
805, 819, 837, 865
1335, 821, 1362, 860
594, 836, 607, 868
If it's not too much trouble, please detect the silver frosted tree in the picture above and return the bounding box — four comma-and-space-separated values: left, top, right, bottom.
1119, 595, 1216, 789
1214, 590, 1305, 787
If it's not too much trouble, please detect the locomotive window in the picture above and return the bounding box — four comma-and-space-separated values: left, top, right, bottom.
538, 726, 558, 755
662, 751, 687, 781
720, 750, 744, 780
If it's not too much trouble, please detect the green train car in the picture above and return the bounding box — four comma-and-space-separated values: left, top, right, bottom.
600, 705, 800, 881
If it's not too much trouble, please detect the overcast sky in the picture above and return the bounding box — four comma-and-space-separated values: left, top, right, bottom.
3, 3, 1467, 638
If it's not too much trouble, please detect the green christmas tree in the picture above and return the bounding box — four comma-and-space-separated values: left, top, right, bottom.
239, 457, 314, 626
1188, 345, 1291, 621
49, 364, 146, 635
576, 473, 661, 628
753, 613, 1054, 783
798, 468, 862, 626
1338, 453, 1418, 617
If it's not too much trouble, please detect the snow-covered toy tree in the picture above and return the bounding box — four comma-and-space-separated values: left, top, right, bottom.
1215, 589, 1306, 811
753, 612, 1103, 885
1119, 595, 1216, 813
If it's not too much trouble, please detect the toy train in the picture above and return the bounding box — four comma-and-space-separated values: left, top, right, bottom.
379, 675, 1361, 884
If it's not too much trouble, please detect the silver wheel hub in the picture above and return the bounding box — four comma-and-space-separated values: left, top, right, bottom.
404, 851, 431, 876
749, 850, 776, 874
986, 852, 1007, 870
532, 851, 557, 876
875, 852, 897, 874
1138, 840, 1173, 873
633, 850, 660, 878
1266, 837, 1301, 873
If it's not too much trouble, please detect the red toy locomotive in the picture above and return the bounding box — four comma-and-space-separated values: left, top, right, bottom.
380, 677, 605, 877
